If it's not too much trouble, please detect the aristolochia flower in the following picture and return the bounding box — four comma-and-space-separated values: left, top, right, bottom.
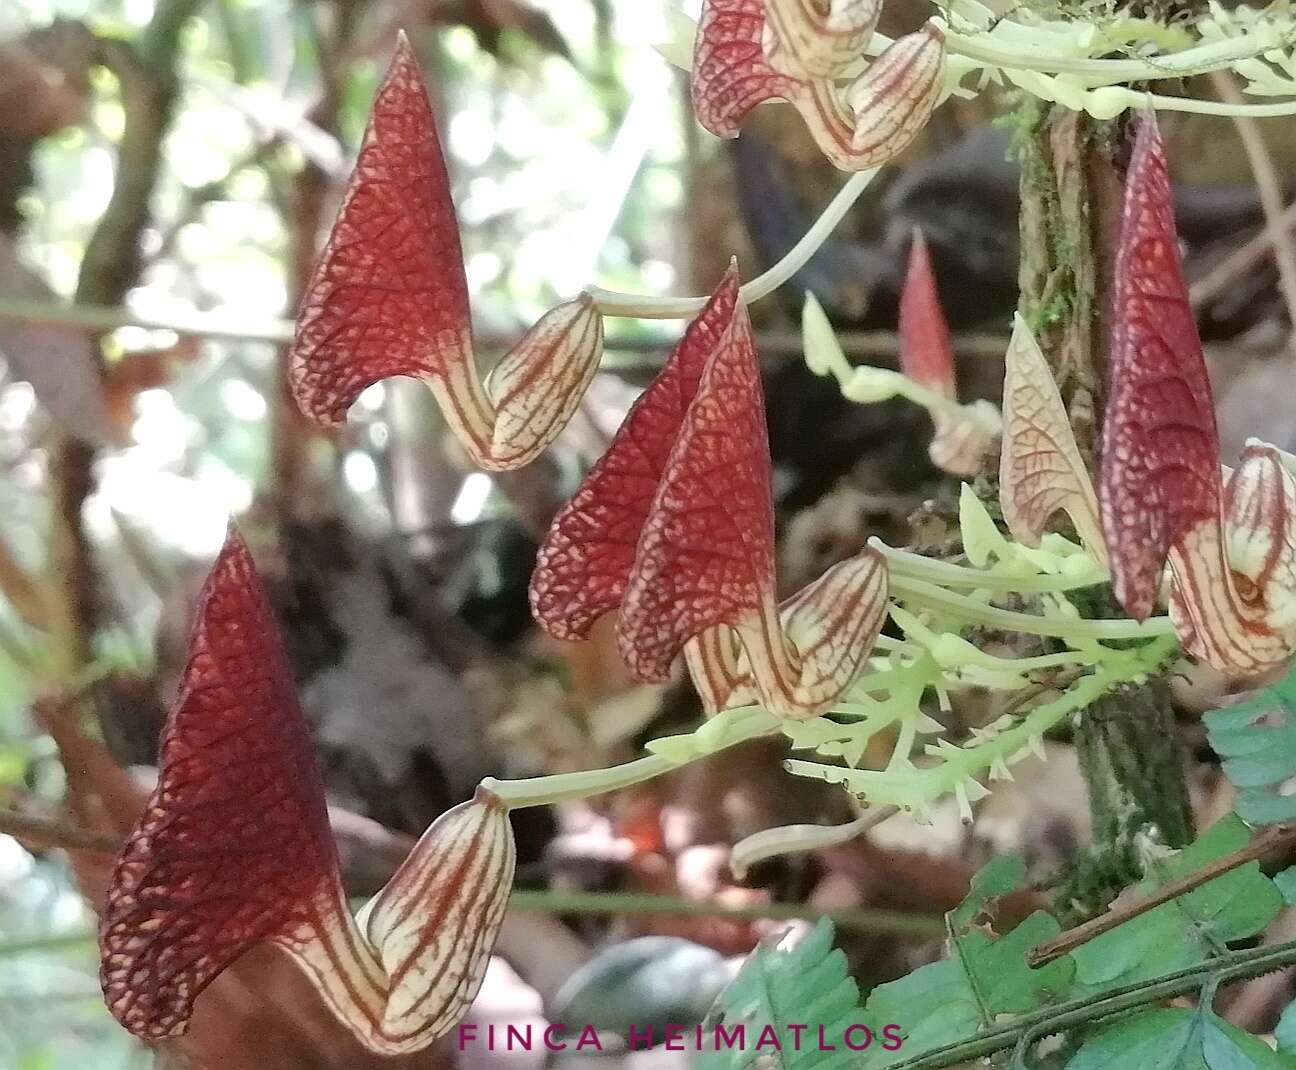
531, 265, 888, 719
691, 0, 946, 171
289, 35, 603, 472
898, 230, 999, 476
100, 527, 514, 1053
1101, 114, 1296, 677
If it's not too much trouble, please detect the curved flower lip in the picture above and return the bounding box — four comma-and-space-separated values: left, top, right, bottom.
764, 0, 879, 78
690, 0, 945, 172
1101, 113, 1296, 676
845, 25, 946, 160
100, 524, 515, 1054
288, 34, 603, 472
532, 265, 887, 719
362, 785, 515, 1041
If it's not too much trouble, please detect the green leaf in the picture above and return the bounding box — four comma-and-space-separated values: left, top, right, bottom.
697, 920, 863, 1070
1070, 816, 1283, 989
1205, 665, 1296, 825
1275, 999, 1296, 1058
858, 860, 1073, 1068
1068, 1009, 1208, 1070
1068, 1008, 1287, 1070
1274, 867, 1296, 907
949, 854, 1026, 929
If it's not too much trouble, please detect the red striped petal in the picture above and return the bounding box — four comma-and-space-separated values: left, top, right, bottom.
1100, 115, 1223, 621
475, 295, 605, 470
100, 526, 355, 1040
289, 35, 473, 428
774, 549, 888, 710
691, 0, 804, 138
363, 787, 515, 1044
1170, 442, 1296, 676
529, 267, 740, 640
617, 294, 778, 682
765, 0, 880, 78
683, 627, 757, 713
1225, 442, 1296, 613
845, 25, 945, 164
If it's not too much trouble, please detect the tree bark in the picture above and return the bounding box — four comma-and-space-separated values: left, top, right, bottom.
46, 0, 202, 676
1015, 101, 1194, 919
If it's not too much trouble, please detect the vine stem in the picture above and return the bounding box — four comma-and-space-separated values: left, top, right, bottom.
587, 168, 879, 319
887, 573, 1176, 641
886, 937, 1296, 1069
482, 706, 779, 809
509, 890, 943, 937
1027, 822, 1296, 967
938, 26, 1280, 82
0, 891, 945, 960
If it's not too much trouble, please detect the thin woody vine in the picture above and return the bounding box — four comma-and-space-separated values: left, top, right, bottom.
91, 0, 1296, 1062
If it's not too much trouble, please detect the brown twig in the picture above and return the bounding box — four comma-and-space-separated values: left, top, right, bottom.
1189, 199, 1296, 309
0, 297, 1012, 363
0, 808, 120, 853
1027, 822, 1296, 968
1210, 71, 1296, 348
46, 0, 204, 678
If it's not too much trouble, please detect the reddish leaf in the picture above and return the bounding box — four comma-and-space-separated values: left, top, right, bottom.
99, 526, 512, 1052
690, 0, 803, 138
100, 525, 356, 1041
1100, 115, 1223, 621
897, 227, 995, 475
999, 314, 1106, 563
617, 296, 778, 683
529, 266, 740, 640
898, 228, 955, 396
290, 35, 474, 428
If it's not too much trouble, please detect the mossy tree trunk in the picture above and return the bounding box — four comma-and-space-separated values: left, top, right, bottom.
1015, 100, 1194, 919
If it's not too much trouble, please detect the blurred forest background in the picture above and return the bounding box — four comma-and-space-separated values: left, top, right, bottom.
6, 0, 1296, 1066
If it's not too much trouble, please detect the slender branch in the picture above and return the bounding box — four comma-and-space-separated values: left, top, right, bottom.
0, 297, 1012, 362
1028, 823, 1296, 967
0, 808, 119, 853
887, 936, 1296, 1070
1190, 199, 1296, 308
47, 0, 204, 677
509, 890, 944, 937
1210, 71, 1296, 350
0, 890, 943, 960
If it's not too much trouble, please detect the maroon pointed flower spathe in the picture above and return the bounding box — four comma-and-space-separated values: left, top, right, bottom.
531, 268, 888, 719
899, 229, 995, 475
1100, 114, 1296, 676
289, 36, 603, 472
100, 526, 514, 1053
